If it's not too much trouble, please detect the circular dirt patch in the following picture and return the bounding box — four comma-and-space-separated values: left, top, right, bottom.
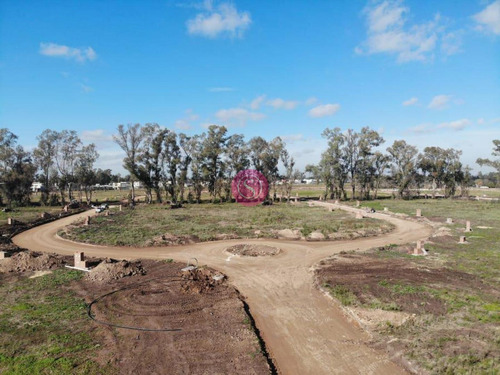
226, 244, 281, 257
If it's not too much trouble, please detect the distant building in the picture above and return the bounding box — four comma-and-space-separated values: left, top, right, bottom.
112, 182, 131, 190
31, 182, 44, 192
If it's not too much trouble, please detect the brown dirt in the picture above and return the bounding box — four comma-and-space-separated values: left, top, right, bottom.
226, 244, 281, 257
13, 204, 435, 374
145, 233, 200, 246
0, 251, 67, 272
79, 260, 270, 375
315, 253, 485, 316
85, 259, 146, 283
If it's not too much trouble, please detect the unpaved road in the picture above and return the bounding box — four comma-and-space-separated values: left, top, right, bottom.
13, 202, 433, 375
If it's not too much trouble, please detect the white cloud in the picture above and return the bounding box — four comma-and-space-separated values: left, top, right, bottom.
477, 118, 485, 125
473, 0, 500, 35
81, 129, 113, 142
408, 124, 432, 134
438, 118, 471, 131
281, 134, 304, 143
266, 98, 299, 110
305, 97, 318, 106
357, 1, 442, 63
39, 42, 97, 62
402, 97, 418, 106
441, 31, 463, 56
215, 107, 265, 127
309, 103, 341, 118
208, 87, 234, 92
428, 94, 451, 109
80, 83, 93, 93
250, 94, 266, 110
186, 2, 251, 38
174, 109, 199, 130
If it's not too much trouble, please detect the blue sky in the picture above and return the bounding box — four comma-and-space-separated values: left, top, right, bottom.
0, 0, 499, 174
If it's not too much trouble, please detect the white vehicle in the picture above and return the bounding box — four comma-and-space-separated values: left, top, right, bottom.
95, 207, 105, 213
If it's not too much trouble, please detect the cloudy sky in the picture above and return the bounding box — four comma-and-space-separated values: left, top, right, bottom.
0, 0, 499, 173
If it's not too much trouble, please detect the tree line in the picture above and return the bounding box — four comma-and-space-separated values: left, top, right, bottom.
0, 124, 498, 207
306, 127, 500, 200
113, 124, 291, 204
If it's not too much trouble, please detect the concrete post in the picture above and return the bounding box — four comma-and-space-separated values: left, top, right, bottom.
356, 200, 360, 207
84, 216, 91, 226
416, 209, 422, 217
7, 217, 13, 226
384, 207, 388, 212
328, 206, 334, 212
0, 251, 6, 259
74, 251, 87, 268
119, 204, 123, 212
459, 236, 466, 243
446, 218, 453, 224
465, 221, 472, 232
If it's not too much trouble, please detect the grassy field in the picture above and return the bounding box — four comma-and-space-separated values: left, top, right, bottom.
61, 202, 394, 246
323, 198, 500, 374
0, 270, 114, 375
0, 207, 64, 226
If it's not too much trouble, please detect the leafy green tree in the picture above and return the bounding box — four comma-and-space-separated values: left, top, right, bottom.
477, 140, 500, 187
114, 124, 144, 204
387, 140, 419, 199
200, 125, 228, 202
0, 129, 35, 206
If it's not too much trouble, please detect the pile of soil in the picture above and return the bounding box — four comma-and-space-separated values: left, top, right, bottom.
180, 267, 226, 294
86, 259, 146, 283
226, 243, 281, 257
315, 254, 485, 316
0, 251, 65, 272
145, 233, 200, 246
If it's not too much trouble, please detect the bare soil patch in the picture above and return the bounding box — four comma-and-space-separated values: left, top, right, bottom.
315, 253, 485, 316
81, 260, 270, 374
226, 244, 281, 257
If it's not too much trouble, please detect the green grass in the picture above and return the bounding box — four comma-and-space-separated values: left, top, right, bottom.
323, 284, 358, 306
61, 202, 394, 246
360, 199, 500, 374
0, 207, 64, 226
0, 270, 115, 375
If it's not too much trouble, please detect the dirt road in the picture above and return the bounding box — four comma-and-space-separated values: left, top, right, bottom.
13, 202, 432, 375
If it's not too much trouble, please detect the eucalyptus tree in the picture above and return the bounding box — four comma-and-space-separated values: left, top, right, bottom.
161, 130, 181, 203
53, 130, 82, 203
0, 129, 35, 206
75, 144, 99, 204
321, 127, 349, 199
200, 125, 228, 202
387, 140, 419, 199
224, 134, 249, 201
280, 148, 295, 201
177, 133, 193, 203
33, 129, 58, 204
477, 140, 500, 185
419, 146, 463, 197
114, 124, 144, 204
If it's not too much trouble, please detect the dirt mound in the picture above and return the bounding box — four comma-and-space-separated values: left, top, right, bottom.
180, 267, 226, 294
145, 233, 199, 246
86, 259, 146, 283
0, 251, 64, 272
226, 244, 281, 257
